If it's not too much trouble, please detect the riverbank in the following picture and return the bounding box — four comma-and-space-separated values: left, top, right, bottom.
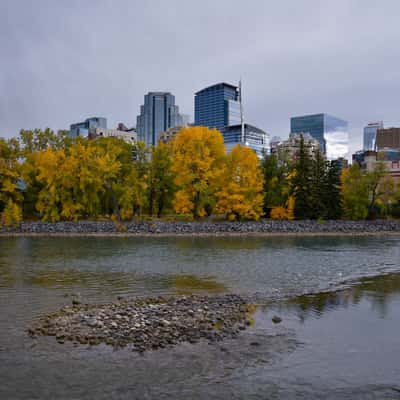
1, 219, 400, 236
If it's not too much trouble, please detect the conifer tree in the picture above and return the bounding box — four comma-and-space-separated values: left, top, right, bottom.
291, 135, 313, 219
324, 161, 343, 219
310, 148, 328, 219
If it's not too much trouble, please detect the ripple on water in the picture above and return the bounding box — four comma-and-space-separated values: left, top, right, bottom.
0, 236, 400, 398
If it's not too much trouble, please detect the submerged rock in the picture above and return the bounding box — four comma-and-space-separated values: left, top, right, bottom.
272, 315, 282, 324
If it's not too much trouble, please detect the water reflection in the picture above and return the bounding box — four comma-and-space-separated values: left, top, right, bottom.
1, 236, 400, 399
276, 273, 400, 321
168, 274, 226, 294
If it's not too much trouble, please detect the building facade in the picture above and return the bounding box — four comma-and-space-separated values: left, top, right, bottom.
376, 127, 400, 151
290, 113, 348, 160
224, 124, 270, 157
273, 132, 321, 164
158, 126, 184, 144
89, 127, 137, 144
352, 150, 400, 182
136, 92, 183, 146
194, 82, 240, 133
363, 121, 384, 151
70, 117, 107, 138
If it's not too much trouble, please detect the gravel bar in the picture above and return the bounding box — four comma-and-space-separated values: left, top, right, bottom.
28, 294, 256, 352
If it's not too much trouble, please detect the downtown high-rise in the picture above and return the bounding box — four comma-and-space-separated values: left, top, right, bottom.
136, 92, 183, 146
194, 82, 241, 133
363, 121, 384, 151
194, 82, 269, 157
290, 113, 349, 160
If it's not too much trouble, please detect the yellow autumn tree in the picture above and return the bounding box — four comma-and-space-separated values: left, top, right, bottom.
27, 140, 123, 221
270, 196, 295, 220
0, 138, 23, 223
172, 126, 226, 218
118, 165, 147, 220
28, 147, 64, 221
215, 145, 264, 221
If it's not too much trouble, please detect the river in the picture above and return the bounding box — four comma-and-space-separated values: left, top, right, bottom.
0, 236, 399, 399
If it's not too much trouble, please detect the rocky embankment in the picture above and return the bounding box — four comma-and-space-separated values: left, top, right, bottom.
2, 219, 400, 235
28, 294, 255, 352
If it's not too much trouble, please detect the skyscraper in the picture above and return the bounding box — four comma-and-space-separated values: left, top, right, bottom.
290, 113, 349, 160
136, 92, 183, 146
194, 82, 269, 157
363, 121, 384, 151
194, 82, 241, 133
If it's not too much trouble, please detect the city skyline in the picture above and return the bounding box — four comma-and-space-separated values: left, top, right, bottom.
1, 0, 400, 158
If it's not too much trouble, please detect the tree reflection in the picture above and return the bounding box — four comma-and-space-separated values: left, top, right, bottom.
280, 273, 400, 321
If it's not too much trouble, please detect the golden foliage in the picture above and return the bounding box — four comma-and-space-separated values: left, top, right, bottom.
215, 145, 264, 221
1, 199, 22, 227
25, 140, 124, 221
0, 138, 22, 209
118, 166, 147, 220
270, 196, 295, 220
172, 126, 226, 218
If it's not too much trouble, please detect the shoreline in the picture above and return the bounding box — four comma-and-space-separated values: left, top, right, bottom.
2, 231, 400, 238
1, 219, 400, 237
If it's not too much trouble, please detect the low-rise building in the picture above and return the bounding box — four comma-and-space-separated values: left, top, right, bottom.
352, 150, 400, 181
158, 126, 184, 144
273, 132, 321, 164
89, 127, 137, 144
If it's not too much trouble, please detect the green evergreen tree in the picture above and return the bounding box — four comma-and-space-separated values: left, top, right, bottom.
310, 148, 328, 219
324, 161, 343, 219
292, 135, 313, 219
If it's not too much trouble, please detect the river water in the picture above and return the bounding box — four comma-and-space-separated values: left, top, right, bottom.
0, 235, 400, 399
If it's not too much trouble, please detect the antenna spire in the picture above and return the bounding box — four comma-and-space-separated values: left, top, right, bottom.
239, 79, 245, 143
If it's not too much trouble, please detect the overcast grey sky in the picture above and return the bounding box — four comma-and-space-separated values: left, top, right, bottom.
1, 0, 399, 154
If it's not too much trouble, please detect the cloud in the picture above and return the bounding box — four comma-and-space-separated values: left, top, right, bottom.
1, 0, 400, 157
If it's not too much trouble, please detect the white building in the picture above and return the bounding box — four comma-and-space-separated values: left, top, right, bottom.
92, 128, 137, 144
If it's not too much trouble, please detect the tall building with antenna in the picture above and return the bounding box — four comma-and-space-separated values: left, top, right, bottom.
194, 82, 241, 133
194, 81, 269, 157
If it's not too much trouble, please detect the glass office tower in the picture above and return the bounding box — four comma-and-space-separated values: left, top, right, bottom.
69, 117, 107, 138
194, 82, 239, 133
290, 113, 349, 160
363, 121, 384, 151
224, 124, 270, 157
136, 92, 182, 146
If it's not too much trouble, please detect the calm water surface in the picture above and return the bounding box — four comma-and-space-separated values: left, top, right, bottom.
0, 236, 400, 399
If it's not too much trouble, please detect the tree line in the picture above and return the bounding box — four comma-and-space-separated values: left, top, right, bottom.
1, 127, 399, 226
